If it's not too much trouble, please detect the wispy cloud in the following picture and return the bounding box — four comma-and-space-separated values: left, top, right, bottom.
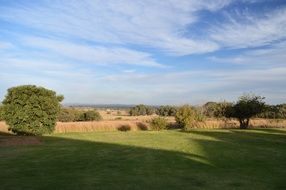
0, 1, 286, 104
22, 36, 163, 67
0, 0, 232, 55
210, 7, 286, 48
209, 41, 286, 67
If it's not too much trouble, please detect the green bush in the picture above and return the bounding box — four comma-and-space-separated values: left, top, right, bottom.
258, 104, 286, 119
58, 108, 102, 122
203, 101, 232, 118
156, 106, 177, 116
175, 105, 205, 130
78, 110, 102, 121
2, 85, 63, 135
57, 108, 81, 122
129, 104, 155, 116
150, 117, 168, 131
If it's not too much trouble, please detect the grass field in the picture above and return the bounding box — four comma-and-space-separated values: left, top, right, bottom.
1, 129, 286, 190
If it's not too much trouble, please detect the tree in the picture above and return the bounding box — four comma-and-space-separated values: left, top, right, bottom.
57, 108, 80, 122
78, 110, 102, 121
203, 101, 232, 118
129, 104, 155, 116
2, 85, 64, 135
258, 104, 286, 119
202, 102, 217, 117
156, 105, 177, 116
226, 94, 265, 129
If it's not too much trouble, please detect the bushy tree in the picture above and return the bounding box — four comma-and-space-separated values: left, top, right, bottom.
57, 108, 80, 122
58, 108, 102, 122
175, 105, 205, 130
150, 117, 168, 130
258, 104, 286, 119
78, 110, 102, 121
129, 104, 155, 116
226, 94, 265, 129
2, 85, 63, 135
156, 105, 177, 116
203, 102, 217, 117
203, 101, 232, 118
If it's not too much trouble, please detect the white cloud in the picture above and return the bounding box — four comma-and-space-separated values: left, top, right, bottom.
210, 7, 286, 48
22, 37, 163, 67
209, 41, 286, 66
0, 0, 232, 55
1, 1, 286, 104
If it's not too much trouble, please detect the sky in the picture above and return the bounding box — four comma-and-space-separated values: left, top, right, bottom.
0, 0, 286, 105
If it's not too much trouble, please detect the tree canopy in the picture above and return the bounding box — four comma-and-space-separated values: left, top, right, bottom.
2, 85, 63, 135
226, 94, 265, 129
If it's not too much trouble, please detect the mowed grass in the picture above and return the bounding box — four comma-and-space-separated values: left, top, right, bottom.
1, 129, 286, 190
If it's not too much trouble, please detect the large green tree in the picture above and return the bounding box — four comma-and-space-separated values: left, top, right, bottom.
226, 94, 265, 129
2, 85, 63, 135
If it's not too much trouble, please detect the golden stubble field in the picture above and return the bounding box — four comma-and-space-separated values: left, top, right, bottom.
0, 109, 286, 133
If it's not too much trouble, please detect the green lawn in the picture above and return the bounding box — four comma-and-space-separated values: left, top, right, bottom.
1, 129, 286, 190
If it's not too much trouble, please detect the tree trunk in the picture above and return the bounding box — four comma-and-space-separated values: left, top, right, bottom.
239, 118, 249, 129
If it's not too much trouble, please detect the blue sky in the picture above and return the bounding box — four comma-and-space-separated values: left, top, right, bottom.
0, 0, 286, 105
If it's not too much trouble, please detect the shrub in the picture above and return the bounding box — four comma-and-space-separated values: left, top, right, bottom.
203, 101, 233, 118
258, 104, 286, 119
150, 117, 168, 131
117, 125, 131, 132
2, 85, 63, 135
58, 108, 80, 122
156, 105, 177, 116
114, 117, 122, 120
78, 110, 102, 121
129, 104, 155, 116
175, 105, 205, 130
58, 108, 102, 122
136, 122, 148, 130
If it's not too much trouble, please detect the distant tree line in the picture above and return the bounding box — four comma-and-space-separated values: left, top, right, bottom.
129, 105, 178, 116
202, 100, 286, 120
131, 94, 286, 129
1, 84, 286, 135
57, 108, 102, 122
129, 104, 155, 116
257, 104, 286, 119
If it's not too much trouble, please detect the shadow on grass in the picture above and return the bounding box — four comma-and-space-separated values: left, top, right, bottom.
0, 129, 286, 190
0, 132, 210, 190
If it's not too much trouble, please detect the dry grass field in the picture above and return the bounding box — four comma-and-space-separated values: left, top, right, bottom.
1, 116, 286, 134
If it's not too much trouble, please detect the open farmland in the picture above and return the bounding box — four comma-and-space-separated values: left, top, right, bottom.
1, 129, 286, 190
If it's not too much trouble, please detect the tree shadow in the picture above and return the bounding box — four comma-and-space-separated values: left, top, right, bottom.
1, 129, 286, 190
0, 133, 212, 190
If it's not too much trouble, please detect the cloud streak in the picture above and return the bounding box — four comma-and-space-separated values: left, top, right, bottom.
22, 37, 163, 67
0, 1, 286, 104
